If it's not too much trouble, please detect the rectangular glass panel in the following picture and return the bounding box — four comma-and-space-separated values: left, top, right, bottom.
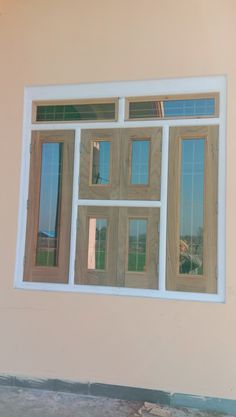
92, 141, 111, 185
179, 139, 205, 275
87, 218, 107, 270
131, 140, 150, 185
128, 219, 147, 272
129, 98, 215, 119
36, 102, 116, 122
36, 143, 63, 266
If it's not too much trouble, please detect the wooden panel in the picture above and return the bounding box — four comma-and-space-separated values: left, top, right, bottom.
117, 207, 159, 289
166, 126, 218, 293
75, 206, 118, 286
120, 127, 162, 200
79, 129, 121, 199
23, 130, 74, 283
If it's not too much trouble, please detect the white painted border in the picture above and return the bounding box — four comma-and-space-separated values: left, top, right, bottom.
14, 76, 226, 303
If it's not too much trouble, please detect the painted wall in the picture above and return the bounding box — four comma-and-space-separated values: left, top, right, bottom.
0, 0, 236, 399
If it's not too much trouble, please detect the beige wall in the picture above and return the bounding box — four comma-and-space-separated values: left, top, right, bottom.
0, 0, 236, 399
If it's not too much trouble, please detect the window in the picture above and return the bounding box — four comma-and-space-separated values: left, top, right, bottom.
16, 77, 225, 301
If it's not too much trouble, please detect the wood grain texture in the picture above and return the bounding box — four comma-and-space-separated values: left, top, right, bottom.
166, 125, 218, 293
23, 130, 74, 283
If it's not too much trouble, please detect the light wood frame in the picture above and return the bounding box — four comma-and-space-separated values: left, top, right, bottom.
125, 93, 219, 121
23, 130, 74, 283
166, 125, 218, 293
32, 98, 118, 124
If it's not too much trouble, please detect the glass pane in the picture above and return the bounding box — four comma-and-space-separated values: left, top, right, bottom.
131, 140, 150, 185
87, 218, 107, 270
92, 141, 110, 185
179, 139, 205, 275
128, 219, 147, 272
129, 98, 215, 119
164, 98, 215, 117
36, 143, 63, 266
36, 102, 116, 122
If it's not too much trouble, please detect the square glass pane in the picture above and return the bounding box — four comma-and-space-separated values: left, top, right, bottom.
131, 140, 150, 185
92, 141, 111, 185
87, 218, 108, 270
128, 219, 147, 272
179, 139, 205, 275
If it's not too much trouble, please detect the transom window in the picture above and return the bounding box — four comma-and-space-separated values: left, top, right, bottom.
15, 77, 226, 301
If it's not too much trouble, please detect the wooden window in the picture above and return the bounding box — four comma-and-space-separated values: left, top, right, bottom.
23, 130, 74, 283
79, 127, 162, 200
33, 99, 118, 123
166, 126, 218, 293
126, 93, 219, 121
75, 207, 160, 289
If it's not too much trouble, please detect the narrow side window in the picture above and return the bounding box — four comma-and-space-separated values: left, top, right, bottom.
23, 130, 74, 283
166, 125, 218, 293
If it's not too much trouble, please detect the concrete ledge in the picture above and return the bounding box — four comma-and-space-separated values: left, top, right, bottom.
0, 375, 235, 414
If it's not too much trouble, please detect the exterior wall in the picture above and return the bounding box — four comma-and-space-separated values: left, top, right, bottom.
0, 0, 235, 399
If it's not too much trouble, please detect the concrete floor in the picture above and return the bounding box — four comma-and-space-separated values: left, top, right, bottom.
0, 386, 234, 417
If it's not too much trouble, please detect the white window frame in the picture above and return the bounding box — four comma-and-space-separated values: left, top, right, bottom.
14, 76, 226, 302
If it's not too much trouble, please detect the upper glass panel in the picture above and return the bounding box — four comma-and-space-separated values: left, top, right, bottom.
34, 101, 117, 123
36, 142, 63, 267
131, 140, 150, 185
179, 138, 205, 275
92, 141, 111, 185
128, 94, 218, 120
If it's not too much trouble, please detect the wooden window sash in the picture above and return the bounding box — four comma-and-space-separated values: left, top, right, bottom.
120, 127, 162, 200
166, 125, 218, 293
75, 207, 159, 289
79, 127, 162, 201
23, 130, 74, 283
75, 206, 118, 286
32, 98, 118, 124
79, 129, 121, 200
125, 93, 219, 121
117, 207, 160, 289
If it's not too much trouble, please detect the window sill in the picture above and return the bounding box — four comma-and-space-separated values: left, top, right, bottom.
14, 281, 225, 303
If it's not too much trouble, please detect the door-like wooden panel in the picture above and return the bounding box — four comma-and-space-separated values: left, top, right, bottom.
117, 207, 159, 289
79, 129, 121, 199
120, 127, 162, 200
166, 125, 218, 293
24, 130, 74, 283
75, 206, 118, 286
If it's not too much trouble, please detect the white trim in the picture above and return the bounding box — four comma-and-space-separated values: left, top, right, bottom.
77, 199, 161, 208
15, 281, 225, 303
14, 76, 226, 303
158, 125, 169, 291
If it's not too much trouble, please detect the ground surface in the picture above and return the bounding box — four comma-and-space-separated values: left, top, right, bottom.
0, 386, 235, 417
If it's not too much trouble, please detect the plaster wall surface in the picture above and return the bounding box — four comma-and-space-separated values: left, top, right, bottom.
0, 0, 235, 400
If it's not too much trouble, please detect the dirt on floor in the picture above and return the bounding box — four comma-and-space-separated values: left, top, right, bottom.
0, 386, 235, 417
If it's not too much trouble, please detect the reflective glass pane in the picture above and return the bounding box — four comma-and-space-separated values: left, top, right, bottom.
36, 143, 63, 266
87, 218, 107, 270
36, 102, 116, 122
179, 139, 205, 275
92, 141, 110, 185
128, 219, 147, 272
131, 140, 150, 185
129, 98, 215, 119
164, 98, 215, 117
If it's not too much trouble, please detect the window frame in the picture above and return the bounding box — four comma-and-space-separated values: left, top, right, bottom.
15, 76, 226, 302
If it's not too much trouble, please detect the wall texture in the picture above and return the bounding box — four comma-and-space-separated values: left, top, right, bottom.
0, 0, 236, 399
